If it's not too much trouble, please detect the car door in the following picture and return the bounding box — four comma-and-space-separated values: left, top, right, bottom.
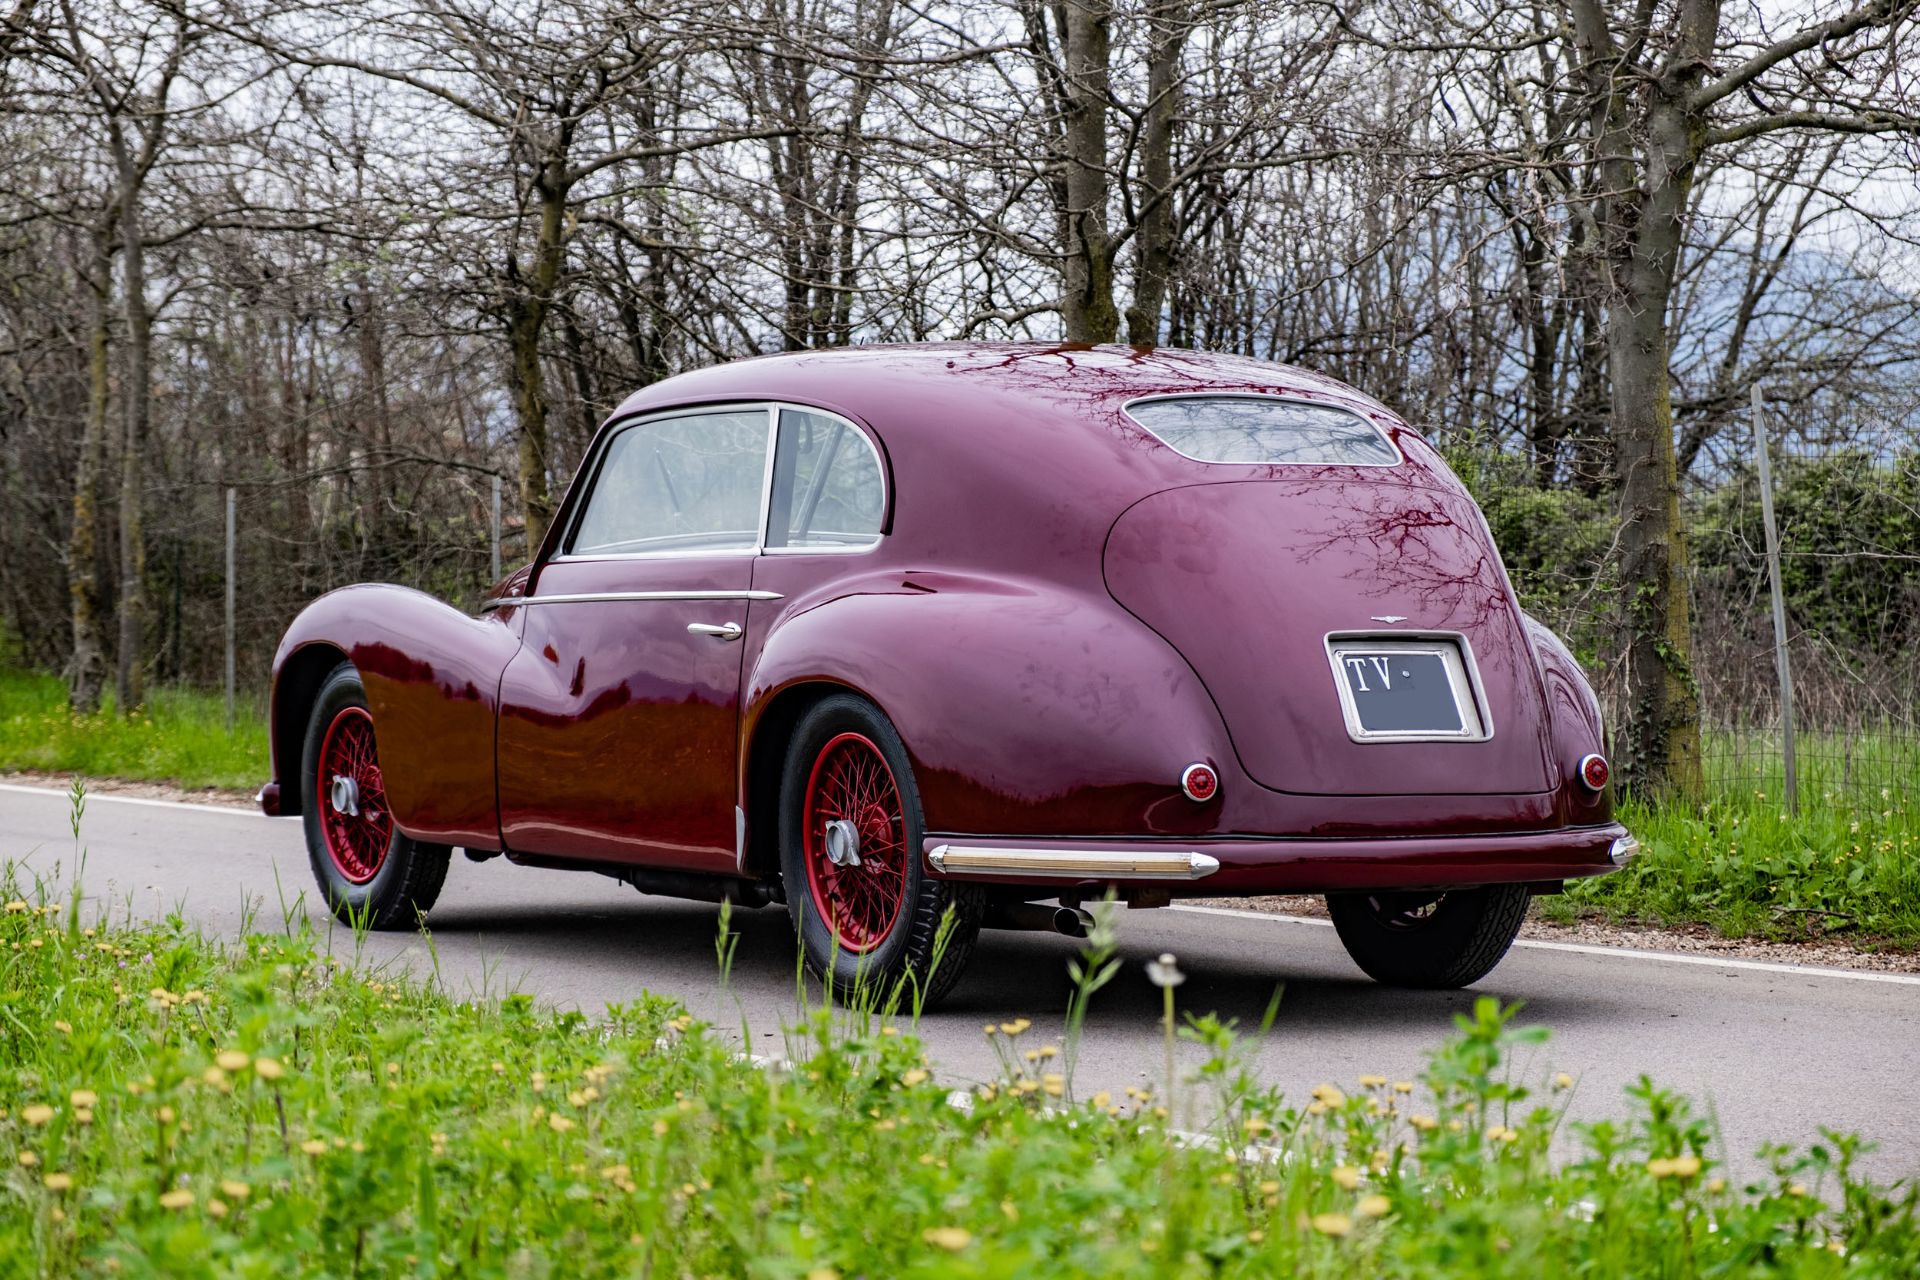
495, 405, 776, 873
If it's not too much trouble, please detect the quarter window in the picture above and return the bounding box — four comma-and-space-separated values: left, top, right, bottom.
1126, 396, 1399, 466
766, 408, 885, 550
570, 409, 770, 556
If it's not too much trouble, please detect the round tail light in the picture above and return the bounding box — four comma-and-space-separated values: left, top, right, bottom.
1180, 763, 1219, 802
1577, 753, 1609, 792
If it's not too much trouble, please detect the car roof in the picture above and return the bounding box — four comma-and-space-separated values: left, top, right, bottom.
606, 342, 1403, 437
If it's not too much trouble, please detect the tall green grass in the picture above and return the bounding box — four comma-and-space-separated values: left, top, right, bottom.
1559, 786, 1920, 947
3, 857, 1916, 1278
0, 669, 267, 792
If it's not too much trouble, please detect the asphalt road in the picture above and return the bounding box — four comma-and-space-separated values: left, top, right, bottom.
5, 783, 1916, 1178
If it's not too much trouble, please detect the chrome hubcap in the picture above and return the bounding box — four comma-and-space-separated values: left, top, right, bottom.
823, 818, 861, 868
330, 773, 360, 818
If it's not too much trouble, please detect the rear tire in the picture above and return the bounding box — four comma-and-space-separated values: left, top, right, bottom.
300, 663, 451, 930
779, 693, 983, 1008
1326, 884, 1528, 988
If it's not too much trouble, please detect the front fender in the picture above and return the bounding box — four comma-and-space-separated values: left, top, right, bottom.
743, 574, 1234, 839
269, 585, 523, 848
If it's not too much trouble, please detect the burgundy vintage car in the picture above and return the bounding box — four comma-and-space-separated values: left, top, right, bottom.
261, 343, 1633, 1004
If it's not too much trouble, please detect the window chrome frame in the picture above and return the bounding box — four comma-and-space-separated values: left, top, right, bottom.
1321, 631, 1494, 744
550, 401, 889, 565
761, 403, 889, 558
1122, 393, 1404, 468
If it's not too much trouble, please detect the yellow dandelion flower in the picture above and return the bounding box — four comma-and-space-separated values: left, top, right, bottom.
300, 1139, 328, 1155
69, 1090, 97, 1108
1788, 1183, 1808, 1197
530, 1071, 547, 1092
1647, 1158, 1677, 1179
901, 1069, 929, 1087
1358, 1075, 1387, 1088
1671, 1154, 1702, 1179
1331, 1165, 1361, 1190
215, 1051, 250, 1073
18, 1152, 38, 1168
254, 1058, 284, 1081
157, 1106, 176, 1124
207, 1197, 229, 1218
73, 1108, 93, 1125
220, 1180, 251, 1200
548, 1113, 575, 1132
1706, 1177, 1727, 1194
807, 1270, 840, 1280
923, 1227, 972, 1251
43, 1172, 73, 1192
1309, 1084, 1346, 1107
1553, 1072, 1574, 1090
1310, 1213, 1352, 1237
1090, 1091, 1111, 1109
1356, 1194, 1391, 1218
1408, 1114, 1437, 1131
202, 1066, 230, 1089
21, 1104, 54, 1126
159, 1189, 194, 1210
1392, 1081, 1413, 1093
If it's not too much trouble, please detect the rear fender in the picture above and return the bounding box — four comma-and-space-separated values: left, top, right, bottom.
269, 585, 523, 848
1522, 614, 1613, 823
741, 575, 1235, 847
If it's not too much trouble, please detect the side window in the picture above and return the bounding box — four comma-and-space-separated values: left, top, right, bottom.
569, 409, 769, 556
766, 408, 885, 550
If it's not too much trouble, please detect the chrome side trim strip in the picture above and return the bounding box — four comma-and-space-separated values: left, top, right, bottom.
482, 589, 783, 611
927, 845, 1221, 880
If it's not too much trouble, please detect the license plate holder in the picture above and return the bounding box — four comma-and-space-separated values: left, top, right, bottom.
1325, 635, 1490, 742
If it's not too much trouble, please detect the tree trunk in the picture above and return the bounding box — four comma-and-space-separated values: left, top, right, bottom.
114, 186, 150, 714
507, 182, 566, 552
67, 234, 113, 713
1125, 0, 1181, 345
1059, 0, 1117, 343
1607, 278, 1704, 800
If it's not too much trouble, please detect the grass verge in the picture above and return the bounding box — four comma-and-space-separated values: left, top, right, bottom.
0, 669, 266, 793
1551, 787, 1920, 949
3, 866, 1917, 1277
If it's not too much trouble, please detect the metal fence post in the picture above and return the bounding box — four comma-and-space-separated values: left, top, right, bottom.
491, 474, 502, 582
224, 486, 236, 734
1751, 385, 1797, 814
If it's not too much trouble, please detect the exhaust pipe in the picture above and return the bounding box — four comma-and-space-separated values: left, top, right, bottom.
983, 902, 1095, 938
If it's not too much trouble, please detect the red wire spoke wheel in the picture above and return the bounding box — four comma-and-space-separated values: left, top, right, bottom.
314, 705, 392, 884
801, 732, 908, 954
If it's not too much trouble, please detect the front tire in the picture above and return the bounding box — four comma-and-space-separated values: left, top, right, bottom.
1326, 884, 1529, 988
779, 693, 983, 1007
300, 663, 451, 930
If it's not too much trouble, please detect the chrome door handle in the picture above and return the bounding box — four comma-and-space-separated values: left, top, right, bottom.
687, 621, 744, 642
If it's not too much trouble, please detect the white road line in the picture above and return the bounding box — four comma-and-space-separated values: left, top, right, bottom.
1171, 903, 1920, 987
4, 785, 1913, 988
0, 782, 270, 819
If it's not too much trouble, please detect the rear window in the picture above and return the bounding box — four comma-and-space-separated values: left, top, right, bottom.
1126, 396, 1399, 466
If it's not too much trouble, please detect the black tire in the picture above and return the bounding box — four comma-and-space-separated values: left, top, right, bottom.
1326, 884, 1529, 988
299, 663, 451, 931
779, 693, 984, 1007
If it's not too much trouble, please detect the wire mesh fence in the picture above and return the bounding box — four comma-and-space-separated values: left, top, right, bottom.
1449, 400, 1920, 809
1689, 415, 1920, 808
